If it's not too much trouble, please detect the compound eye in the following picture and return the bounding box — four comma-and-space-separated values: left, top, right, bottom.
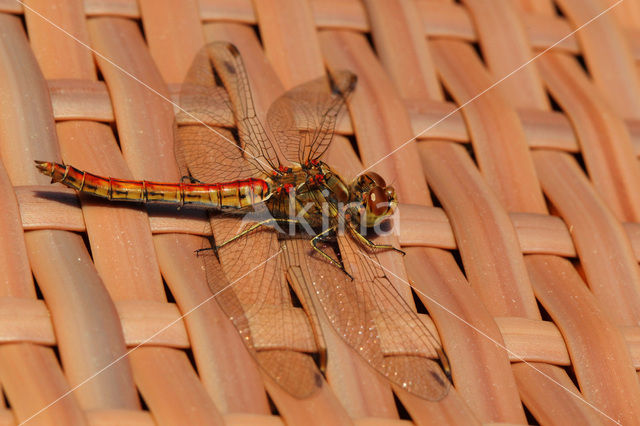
367, 172, 386, 188
366, 187, 388, 216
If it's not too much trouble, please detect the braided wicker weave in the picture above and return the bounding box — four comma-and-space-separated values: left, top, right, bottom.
0, 0, 639, 424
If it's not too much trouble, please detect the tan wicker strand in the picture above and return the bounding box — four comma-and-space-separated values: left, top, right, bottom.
1, 0, 640, 424
43, 77, 640, 156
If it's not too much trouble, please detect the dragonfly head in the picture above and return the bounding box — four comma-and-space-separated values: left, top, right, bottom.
351, 172, 398, 227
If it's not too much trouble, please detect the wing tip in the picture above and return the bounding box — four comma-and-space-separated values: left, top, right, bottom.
226, 43, 240, 57
330, 71, 358, 96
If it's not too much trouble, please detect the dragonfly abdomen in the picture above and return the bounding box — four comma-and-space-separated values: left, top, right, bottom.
35, 161, 270, 209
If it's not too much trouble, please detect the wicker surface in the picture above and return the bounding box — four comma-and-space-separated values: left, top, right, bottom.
0, 0, 639, 424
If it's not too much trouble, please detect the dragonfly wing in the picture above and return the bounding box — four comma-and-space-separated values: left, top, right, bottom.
267, 70, 356, 165
308, 232, 450, 401
207, 42, 282, 174
175, 42, 281, 182
176, 45, 262, 182
175, 125, 259, 182
201, 218, 323, 399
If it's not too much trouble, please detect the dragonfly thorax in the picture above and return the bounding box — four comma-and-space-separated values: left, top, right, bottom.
264, 162, 397, 234
266, 161, 348, 199
263, 161, 350, 232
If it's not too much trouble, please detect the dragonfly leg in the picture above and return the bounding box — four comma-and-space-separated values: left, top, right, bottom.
310, 227, 354, 280
216, 218, 299, 250
181, 174, 203, 184
194, 247, 213, 256
347, 224, 405, 255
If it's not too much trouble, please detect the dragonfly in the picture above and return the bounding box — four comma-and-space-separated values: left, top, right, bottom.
35, 42, 450, 401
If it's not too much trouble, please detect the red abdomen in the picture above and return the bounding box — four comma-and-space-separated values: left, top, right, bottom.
35, 161, 270, 209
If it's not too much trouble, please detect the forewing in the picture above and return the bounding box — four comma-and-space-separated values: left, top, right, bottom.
175, 45, 261, 182
267, 70, 356, 165
207, 42, 282, 174
309, 233, 450, 401
175, 42, 279, 182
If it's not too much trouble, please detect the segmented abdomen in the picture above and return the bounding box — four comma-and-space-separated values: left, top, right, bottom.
35, 161, 270, 209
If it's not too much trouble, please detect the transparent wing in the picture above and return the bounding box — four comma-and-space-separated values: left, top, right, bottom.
267, 70, 356, 165
201, 215, 324, 398
207, 42, 282, 173
175, 125, 259, 182
306, 232, 450, 401
175, 42, 280, 182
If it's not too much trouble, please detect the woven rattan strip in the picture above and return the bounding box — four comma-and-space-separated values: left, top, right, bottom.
0, 0, 639, 425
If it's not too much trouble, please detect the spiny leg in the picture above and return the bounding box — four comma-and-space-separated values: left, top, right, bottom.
347, 223, 405, 255
216, 218, 300, 250
310, 227, 353, 280
195, 218, 299, 256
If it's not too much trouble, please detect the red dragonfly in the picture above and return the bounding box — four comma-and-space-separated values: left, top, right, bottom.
36, 42, 450, 400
